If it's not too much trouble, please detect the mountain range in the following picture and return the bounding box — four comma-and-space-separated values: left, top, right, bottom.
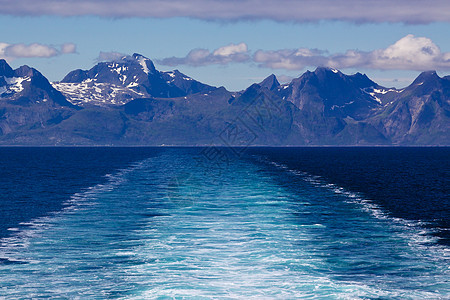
0, 54, 448, 146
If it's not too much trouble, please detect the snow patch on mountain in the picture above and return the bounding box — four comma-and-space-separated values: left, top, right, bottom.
0, 76, 31, 97
162, 71, 194, 82
52, 80, 146, 107
368, 93, 382, 104
110, 64, 128, 75
137, 56, 150, 74
127, 82, 139, 88
331, 101, 354, 110
362, 87, 404, 104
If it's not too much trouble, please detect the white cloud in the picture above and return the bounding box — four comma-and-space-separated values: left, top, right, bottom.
367, 35, 446, 70
159, 35, 450, 72
0, 42, 77, 61
0, 0, 449, 24
61, 43, 77, 54
5, 43, 58, 58
253, 48, 327, 70
96, 51, 128, 62
213, 43, 248, 57
253, 35, 450, 71
0, 43, 9, 59
158, 43, 250, 67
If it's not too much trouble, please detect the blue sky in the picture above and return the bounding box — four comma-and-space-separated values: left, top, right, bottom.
1, 0, 450, 91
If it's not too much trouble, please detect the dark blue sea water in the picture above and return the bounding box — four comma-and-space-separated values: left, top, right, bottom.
0, 147, 448, 298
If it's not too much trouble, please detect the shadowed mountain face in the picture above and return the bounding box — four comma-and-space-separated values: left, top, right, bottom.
258, 74, 280, 91
0, 60, 74, 108
275, 67, 382, 121
0, 60, 15, 78
0, 60, 76, 139
368, 71, 450, 145
0, 58, 449, 145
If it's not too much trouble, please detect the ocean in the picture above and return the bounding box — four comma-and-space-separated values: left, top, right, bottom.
0, 147, 448, 298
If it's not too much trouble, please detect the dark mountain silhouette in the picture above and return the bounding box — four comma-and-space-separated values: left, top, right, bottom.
0, 58, 448, 145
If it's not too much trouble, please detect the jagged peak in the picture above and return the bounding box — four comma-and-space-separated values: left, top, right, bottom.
314, 66, 341, 74
14, 65, 40, 78
130, 53, 156, 74
300, 67, 378, 89
259, 74, 280, 91
350, 72, 378, 88
129, 53, 152, 64
62, 53, 158, 82
412, 70, 440, 85
297, 67, 343, 82
295, 67, 343, 83
61, 69, 88, 83
352, 72, 368, 78
131, 53, 147, 59
0, 59, 14, 78
97, 53, 156, 74
241, 83, 262, 98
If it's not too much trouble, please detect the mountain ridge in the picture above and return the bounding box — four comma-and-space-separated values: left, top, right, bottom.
54, 54, 215, 107
0, 57, 448, 146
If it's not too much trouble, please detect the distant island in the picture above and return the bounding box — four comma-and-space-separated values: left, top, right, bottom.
0, 54, 448, 146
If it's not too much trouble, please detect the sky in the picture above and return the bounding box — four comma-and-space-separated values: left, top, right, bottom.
1, 0, 450, 91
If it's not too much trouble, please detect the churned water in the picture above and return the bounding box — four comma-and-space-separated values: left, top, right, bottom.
0, 147, 448, 298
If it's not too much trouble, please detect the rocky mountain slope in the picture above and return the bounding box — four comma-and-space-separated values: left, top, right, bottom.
368, 71, 450, 145
0, 60, 76, 138
52, 54, 215, 107
0, 58, 448, 146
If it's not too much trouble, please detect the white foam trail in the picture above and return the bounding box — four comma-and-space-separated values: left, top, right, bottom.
0, 160, 147, 264
1, 153, 448, 298
265, 159, 450, 261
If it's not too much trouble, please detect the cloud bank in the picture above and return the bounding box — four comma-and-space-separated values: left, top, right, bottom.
158, 43, 250, 67
159, 35, 450, 72
254, 35, 450, 71
1, 0, 449, 24
0, 42, 76, 61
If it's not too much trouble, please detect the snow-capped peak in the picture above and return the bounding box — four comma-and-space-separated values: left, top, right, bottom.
131, 53, 154, 75
137, 56, 150, 74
